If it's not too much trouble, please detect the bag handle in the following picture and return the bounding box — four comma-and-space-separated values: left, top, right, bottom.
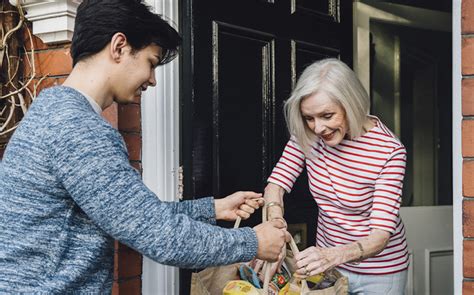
233, 207, 309, 294
261, 236, 309, 293
262, 208, 309, 294
234, 217, 242, 229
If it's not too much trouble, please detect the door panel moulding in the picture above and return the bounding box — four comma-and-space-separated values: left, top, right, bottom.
424, 248, 454, 294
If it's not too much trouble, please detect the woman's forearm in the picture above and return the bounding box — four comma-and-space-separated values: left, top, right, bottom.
264, 183, 285, 220
338, 229, 390, 264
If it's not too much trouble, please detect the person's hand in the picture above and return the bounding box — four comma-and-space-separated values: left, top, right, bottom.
250, 216, 288, 278
214, 191, 264, 221
253, 219, 291, 262
294, 246, 342, 277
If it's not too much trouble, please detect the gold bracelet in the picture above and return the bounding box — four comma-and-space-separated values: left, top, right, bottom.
265, 201, 284, 215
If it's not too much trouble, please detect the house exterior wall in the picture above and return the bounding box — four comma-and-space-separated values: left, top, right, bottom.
463, 0, 474, 292
0, 22, 143, 294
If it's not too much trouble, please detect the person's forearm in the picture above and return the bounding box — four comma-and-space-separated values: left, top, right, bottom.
264, 183, 285, 220
80, 184, 257, 268
338, 229, 390, 264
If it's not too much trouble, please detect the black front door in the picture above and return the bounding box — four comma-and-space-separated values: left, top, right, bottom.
180, 1, 352, 293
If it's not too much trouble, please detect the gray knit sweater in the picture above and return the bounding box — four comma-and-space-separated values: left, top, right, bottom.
0, 86, 257, 293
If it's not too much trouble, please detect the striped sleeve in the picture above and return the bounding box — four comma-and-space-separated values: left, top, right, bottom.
267, 139, 305, 193
370, 146, 406, 234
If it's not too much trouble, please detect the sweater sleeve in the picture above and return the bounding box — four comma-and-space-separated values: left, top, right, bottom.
165, 197, 217, 224
369, 146, 406, 234
267, 139, 305, 193
47, 117, 257, 268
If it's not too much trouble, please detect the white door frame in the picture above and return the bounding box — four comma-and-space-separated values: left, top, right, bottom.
141, 1, 180, 294
453, 0, 463, 293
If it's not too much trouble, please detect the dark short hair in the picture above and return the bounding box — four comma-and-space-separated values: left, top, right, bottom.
70, 0, 182, 66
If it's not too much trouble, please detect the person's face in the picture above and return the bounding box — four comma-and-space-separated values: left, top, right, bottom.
300, 92, 348, 147
114, 44, 161, 103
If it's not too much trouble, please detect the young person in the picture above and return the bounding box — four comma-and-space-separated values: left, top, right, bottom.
0, 0, 289, 293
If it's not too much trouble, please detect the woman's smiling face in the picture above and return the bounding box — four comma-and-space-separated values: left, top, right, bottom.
300, 92, 348, 147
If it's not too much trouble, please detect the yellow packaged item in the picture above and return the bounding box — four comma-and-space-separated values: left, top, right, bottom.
223, 280, 260, 295
306, 274, 325, 285
278, 273, 325, 295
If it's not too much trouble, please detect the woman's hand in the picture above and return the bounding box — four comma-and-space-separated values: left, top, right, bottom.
294, 246, 343, 277
214, 191, 264, 221
294, 229, 391, 277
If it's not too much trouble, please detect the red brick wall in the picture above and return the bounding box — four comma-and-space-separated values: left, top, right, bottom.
463, 0, 474, 292
114, 95, 143, 294
0, 23, 143, 294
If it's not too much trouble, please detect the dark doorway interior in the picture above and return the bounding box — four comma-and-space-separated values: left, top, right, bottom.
369, 21, 452, 206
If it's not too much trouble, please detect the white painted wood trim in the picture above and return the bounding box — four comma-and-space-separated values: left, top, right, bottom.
9, 0, 82, 44
452, 0, 462, 293
141, 1, 180, 294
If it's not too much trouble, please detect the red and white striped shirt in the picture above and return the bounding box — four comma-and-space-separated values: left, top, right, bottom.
268, 118, 409, 275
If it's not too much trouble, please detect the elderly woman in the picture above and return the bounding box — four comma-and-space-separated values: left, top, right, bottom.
264, 58, 408, 293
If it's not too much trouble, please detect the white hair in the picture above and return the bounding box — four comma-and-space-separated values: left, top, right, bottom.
284, 58, 370, 156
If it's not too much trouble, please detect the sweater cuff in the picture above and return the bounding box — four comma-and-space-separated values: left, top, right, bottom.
192, 197, 216, 224
236, 227, 259, 262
